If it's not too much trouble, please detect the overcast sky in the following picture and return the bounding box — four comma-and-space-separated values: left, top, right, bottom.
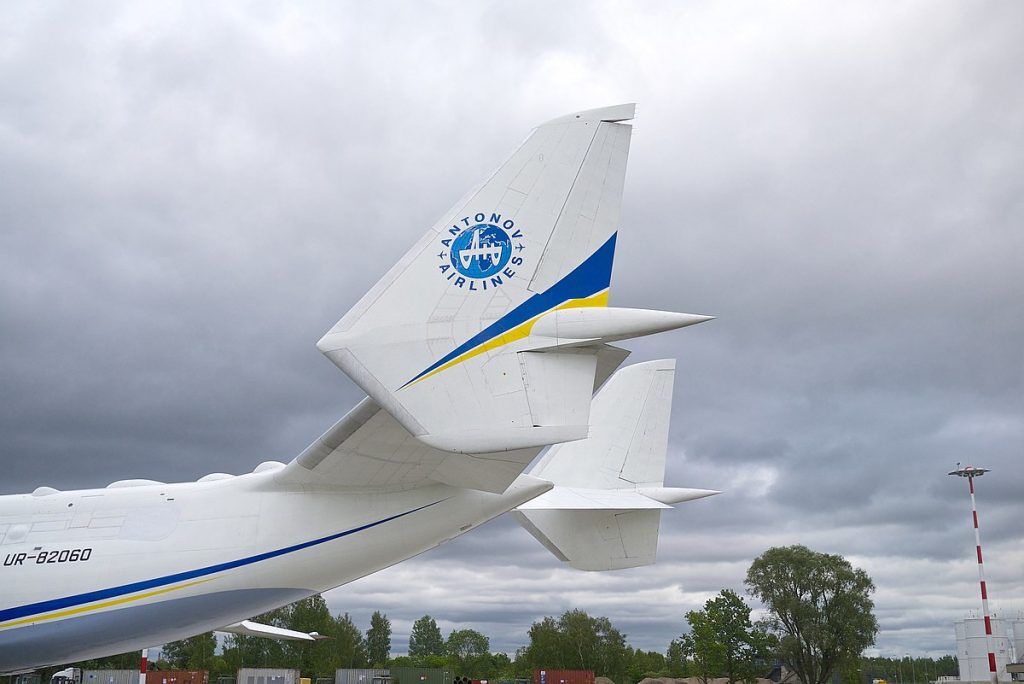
2, 0, 1022, 661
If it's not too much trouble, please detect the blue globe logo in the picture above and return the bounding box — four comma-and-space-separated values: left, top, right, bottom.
450, 224, 512, 278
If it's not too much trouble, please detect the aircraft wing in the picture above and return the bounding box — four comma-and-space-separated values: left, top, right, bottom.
217, 620, 330, 641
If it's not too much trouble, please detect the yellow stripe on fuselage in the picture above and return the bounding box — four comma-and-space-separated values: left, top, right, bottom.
0, 578, 212, 630
406, 289, 609, 389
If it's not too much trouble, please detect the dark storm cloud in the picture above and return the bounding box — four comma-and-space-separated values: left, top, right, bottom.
2, 0, 1022, 659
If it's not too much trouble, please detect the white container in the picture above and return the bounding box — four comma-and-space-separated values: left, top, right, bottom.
82, 672, 136, 684
237, 669, 300, 684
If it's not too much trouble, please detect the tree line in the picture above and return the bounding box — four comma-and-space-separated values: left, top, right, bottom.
53, 546, 960, 684
60, 604, 671, 683
152, 605, 663, 683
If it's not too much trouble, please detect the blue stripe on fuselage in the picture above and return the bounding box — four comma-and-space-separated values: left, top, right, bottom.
0, 498, 446, 625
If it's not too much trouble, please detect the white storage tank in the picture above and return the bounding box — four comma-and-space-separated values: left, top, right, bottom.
955, 617, 1013, 682
1011, 618, 1024, 664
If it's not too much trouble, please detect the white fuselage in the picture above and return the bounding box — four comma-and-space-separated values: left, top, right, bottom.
0, 470, 550, 671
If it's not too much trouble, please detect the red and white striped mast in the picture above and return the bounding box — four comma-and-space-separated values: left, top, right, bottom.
949, 464, 997, 684
138, 648, 149, 684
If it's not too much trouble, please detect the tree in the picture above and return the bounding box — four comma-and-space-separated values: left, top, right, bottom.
679, 607, 724, 684
522, 616, 563, 669
561, 610, 628, 681
409, 615, 446, 659
334, 612, 369, 669
746, 545, 878, 684
220, 596, 367, 673
625, 647, 668, 683
366, 611, 392, 666
223, 604, 290, 669
679, 590, 775, 684
854, 655, 959, 684
666, 638, 688, 677
162, 632, 218, 671
518, 610, 628, 683
479, 651, 514, 680
284, 595, 338, 678
934, 655, 959, 677
446, 628, 490, 674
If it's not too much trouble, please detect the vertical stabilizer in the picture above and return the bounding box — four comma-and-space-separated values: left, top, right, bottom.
317, 106, 637, 453
531, 358, 676, 488
513, 360, 718, 570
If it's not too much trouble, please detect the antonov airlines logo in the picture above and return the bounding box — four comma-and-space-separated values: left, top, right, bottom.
438, 212, 525, 291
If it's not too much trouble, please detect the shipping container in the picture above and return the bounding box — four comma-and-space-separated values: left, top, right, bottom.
146, 672, 208, 684
83, 672, 136, 684
335, 669, 390, 684
533, 670, 594, 684
390, 668, 452, 684
237, 669, 300, 684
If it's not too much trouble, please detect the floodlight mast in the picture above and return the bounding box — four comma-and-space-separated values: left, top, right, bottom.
949, 465, 997, 684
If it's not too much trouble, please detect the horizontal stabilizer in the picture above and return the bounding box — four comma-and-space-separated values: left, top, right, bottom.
511, 508, 662, 571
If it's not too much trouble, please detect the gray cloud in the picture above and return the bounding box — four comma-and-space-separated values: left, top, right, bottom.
2, 0, 1022, 660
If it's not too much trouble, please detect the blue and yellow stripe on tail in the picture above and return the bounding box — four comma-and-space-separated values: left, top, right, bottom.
401, 233, 617, 389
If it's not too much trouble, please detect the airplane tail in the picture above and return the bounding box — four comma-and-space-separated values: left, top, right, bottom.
318, 104, 711, 455
511, 360, 718, 570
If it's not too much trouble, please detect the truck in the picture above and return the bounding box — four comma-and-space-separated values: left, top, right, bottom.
51, 669, 83, 684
